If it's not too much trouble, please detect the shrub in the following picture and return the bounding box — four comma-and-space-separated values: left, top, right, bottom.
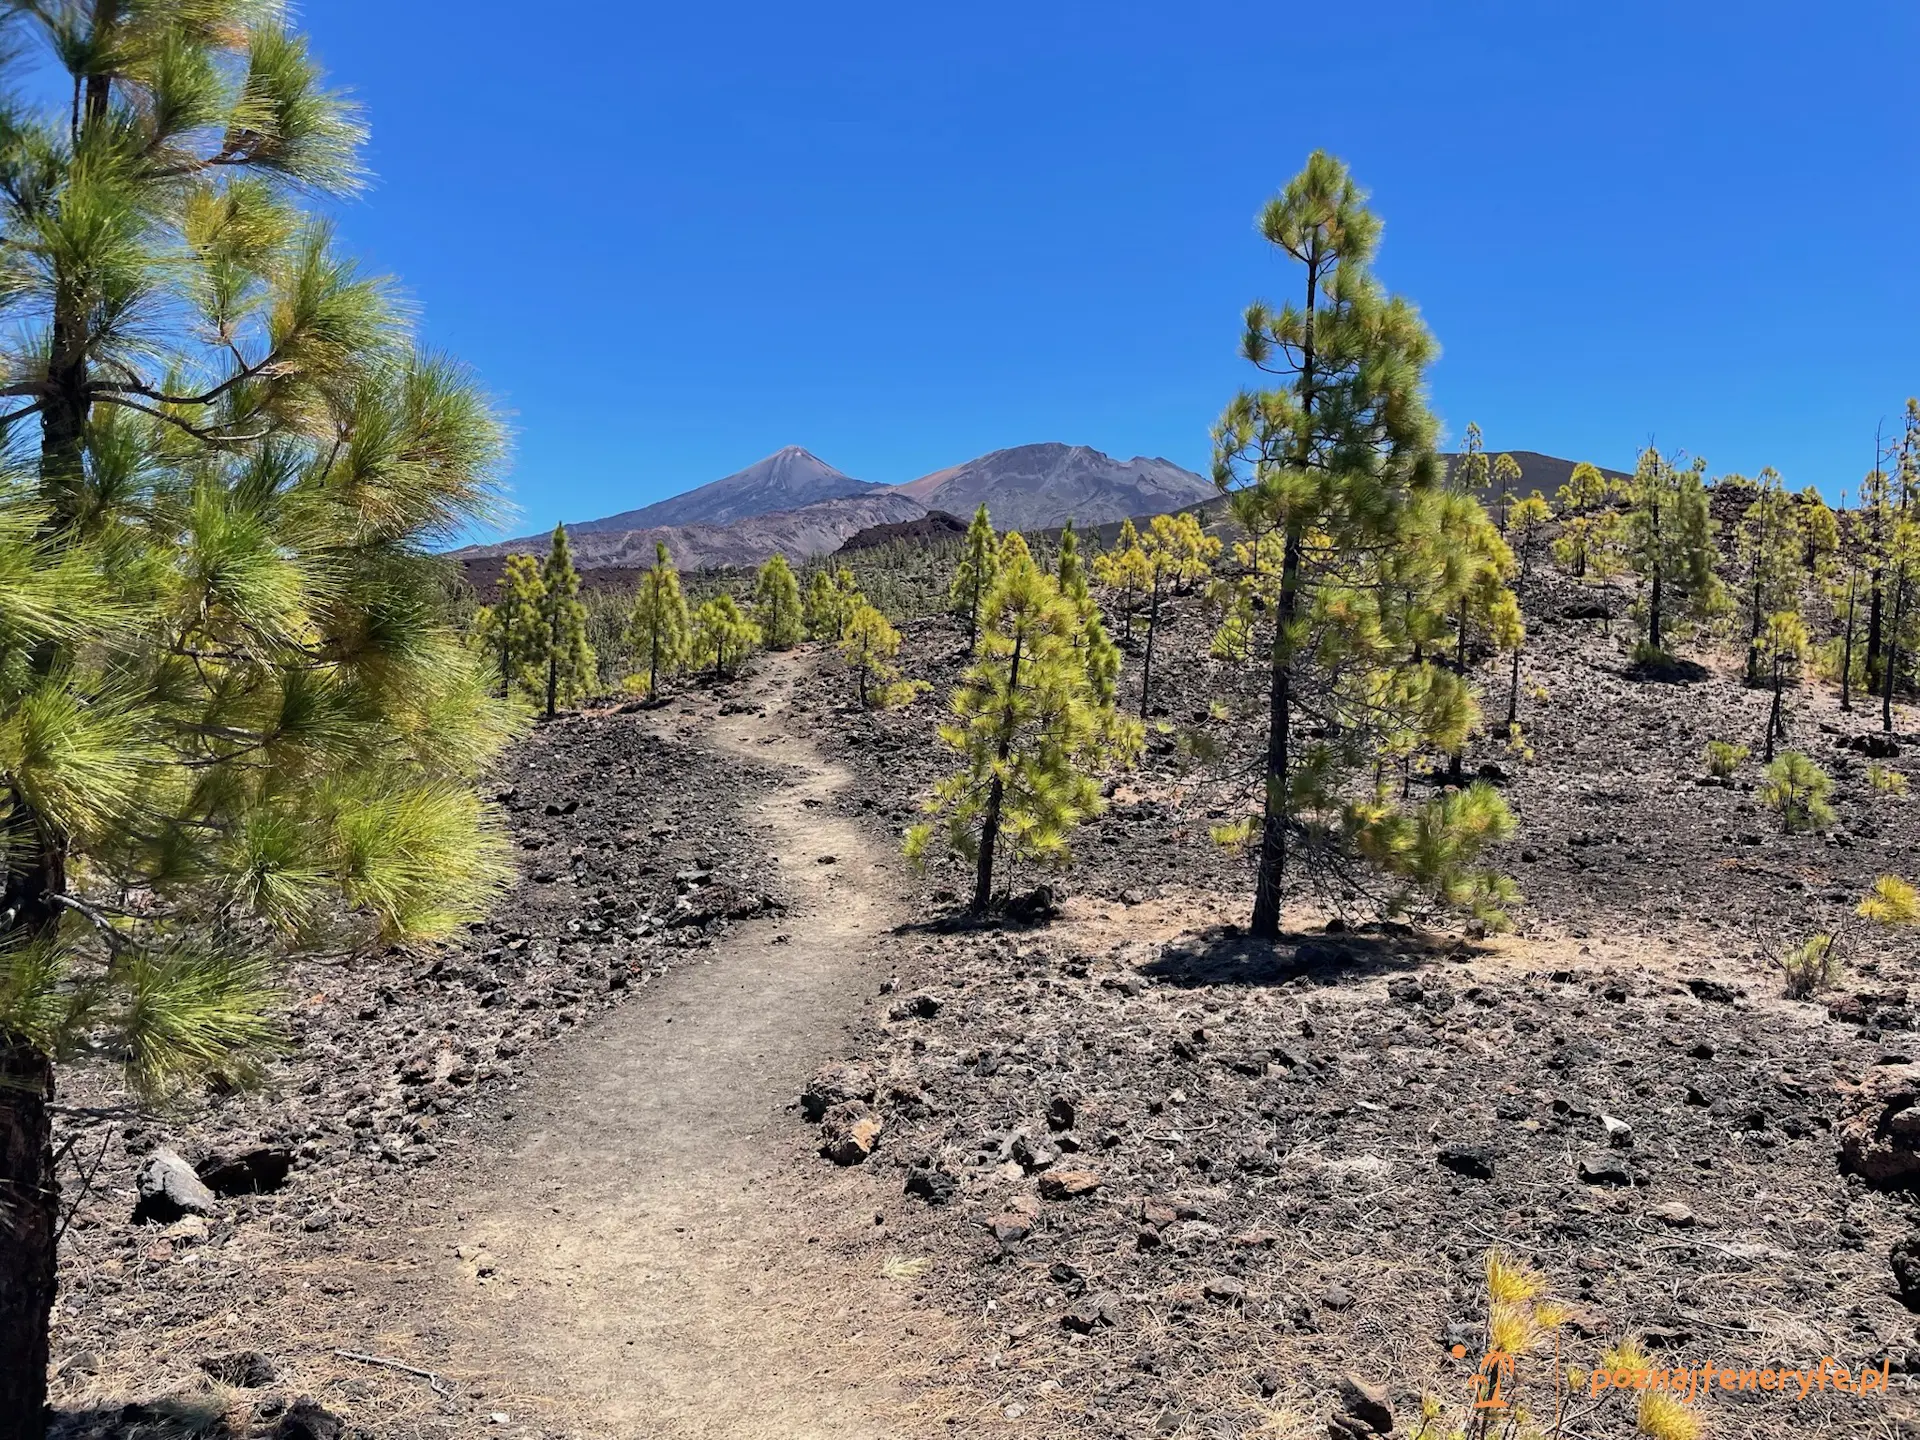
1868, 762, 1910, 796
1779, 933, 1839, 999
1704, 740, 1748, 778
1760, 751, 1834, 833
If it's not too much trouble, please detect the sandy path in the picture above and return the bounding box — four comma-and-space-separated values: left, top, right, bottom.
442, 652, 921, 1439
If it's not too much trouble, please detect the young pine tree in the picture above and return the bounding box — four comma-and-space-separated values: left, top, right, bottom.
1625, 446, 1722, 658
1210, 151, 1509, 938
1734, 468, 1803, 684
1761, 751, 1834, 834
1057, 519, 1121, 704
1136, 512, 1221, 717
693, 595, 761, 677
1754, 610, 1809, 761
907, 535, 1139, 912
948, 503, 998, 648
0, 10, 517, 1428
1490, 453, 1523, 533
1507, 492, 1552, 579
753, 552, 805, 650
476, 555, 547, 699
839, 601, 924, 709
1092, 516, 1153, 642
627, 542, 691, 698
539, 524, 596, 717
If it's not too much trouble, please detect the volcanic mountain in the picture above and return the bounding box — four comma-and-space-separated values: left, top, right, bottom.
896, 443, 1213, 531
568, 445, 886, 532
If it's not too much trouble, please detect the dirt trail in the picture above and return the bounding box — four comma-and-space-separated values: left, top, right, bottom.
442, 652, 922, 1439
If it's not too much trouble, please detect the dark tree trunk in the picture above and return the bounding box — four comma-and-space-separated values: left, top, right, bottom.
1251, 531, 1302, 940
0, 1034, 56, 1440
1505, 645, 1521, 732
1866, 573, 1884, 688
1885, 571, 1908, 734
1841, 580, 1858, 712
1647, 500, 1664, 654
970, 634, 1023, 914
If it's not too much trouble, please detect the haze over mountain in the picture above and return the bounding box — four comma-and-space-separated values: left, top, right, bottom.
570, 446, 886, 533
898, 443, 1213, 532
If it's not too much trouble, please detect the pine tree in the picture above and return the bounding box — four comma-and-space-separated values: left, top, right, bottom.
1624, 446, 1722, 658
1507, 492, 1552, 578
1734, 468, 1802, 683
1135, 512, 1221, 718
1491, 453, 1523, 532
947, 503, 998, 647
1881, 504, 1919, 734
1798, 486, 1839, 573
1210, 152, 1509, 938
805, 566, 862, 641
539, 524, 596, 717
1754, 610, 1808, 760
839, 601, 924, 709
0, 10, 514, 1427
907, 535, 1139, 912
1491, 589, 1527, 733
1830, 492, 1870, 712
1552, 462, 1618, 578
1057, 519, 1121, 704
692, 595, 761, 677
1092, 516, 1153, 641
1761, 751, 1834, 833
627, 542, 691, 698
476, 555, 548, 699
752, 552, 805, 650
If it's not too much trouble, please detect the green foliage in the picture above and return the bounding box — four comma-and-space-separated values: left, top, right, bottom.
752, 552, 805, 650
947, 503, 998, 646
692, 594, 760, 677
1624, 446, 1724, 655
1860, 875, 1920, 926
1091, 516, 1153, 641
1136, 511, 1222, 716
1760, 751, 1833, 833
1507, 492, 1552, 577
839, 601, 926, 709
1778, 933, 1839, 1000
1210, 151, 1503, 937
1703, 740, 1748, 778
1551, 462, 1624, 579
626, 542, 691, 697
1734, 468, 1804, 681
1753, 608, 1808, 759
0, 1, 517, 1118
1867, 762, 1909, 795
1057, 520, 1121, 704
907, 534, 1141, 912
1352, 781, 1519, 928
805, 566, 863, 641
538, 525, 596, 717
474, 555, 547, 700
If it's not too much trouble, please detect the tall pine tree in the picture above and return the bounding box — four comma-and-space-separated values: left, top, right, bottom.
1137, 511, 1220, 718
753, 552, 804, 650
1624, 446, 1722, 657
627, 542, 691, 698
476, 555, 547, 699
539, 524, 596, 717
1211, 152, 1509, 939
947, 503, 998, 648
1057, 519, 1121, 704
1734, 468, 1802, 683
0, 9, 515, 1427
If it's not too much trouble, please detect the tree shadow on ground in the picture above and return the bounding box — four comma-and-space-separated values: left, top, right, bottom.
49, 1397, 241, 1440
1623, 653, 1712, 685
1140, 920, 1464, 989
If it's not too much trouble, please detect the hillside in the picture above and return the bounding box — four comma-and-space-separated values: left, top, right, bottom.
1442, 448, 1632, 496
898, 442, 1213, 530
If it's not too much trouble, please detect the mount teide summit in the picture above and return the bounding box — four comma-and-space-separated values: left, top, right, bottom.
570, 446, 887, 532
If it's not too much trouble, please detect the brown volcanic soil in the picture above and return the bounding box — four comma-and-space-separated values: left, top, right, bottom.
45, 572, 1920, 1440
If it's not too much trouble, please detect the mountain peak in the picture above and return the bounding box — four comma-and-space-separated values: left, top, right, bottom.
566, 447, 884, 535
897, 443, 1211, 530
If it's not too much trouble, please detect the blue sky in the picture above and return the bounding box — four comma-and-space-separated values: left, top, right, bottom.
300, 1, 1918, 539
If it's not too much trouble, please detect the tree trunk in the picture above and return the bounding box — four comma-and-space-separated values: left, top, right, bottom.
1647, 502, 1664, 654
0, 1034, 56, 1440
1251, 531, 1302, 940
647, 623, 660, 700
1505, 645, 1521, 732
1866, 572, 1884, 688
970, 634, 1023, 914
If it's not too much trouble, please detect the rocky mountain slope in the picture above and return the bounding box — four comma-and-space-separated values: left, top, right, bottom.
897, 443, 1213, 531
